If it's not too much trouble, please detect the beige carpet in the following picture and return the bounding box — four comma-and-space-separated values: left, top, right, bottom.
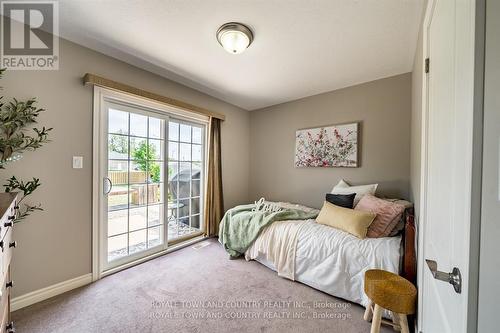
13, 239, 391, 333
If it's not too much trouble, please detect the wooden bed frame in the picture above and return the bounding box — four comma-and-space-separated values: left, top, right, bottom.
401, 208, 417, 284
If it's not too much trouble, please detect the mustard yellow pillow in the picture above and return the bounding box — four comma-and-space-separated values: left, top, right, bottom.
316, 201, 376, 239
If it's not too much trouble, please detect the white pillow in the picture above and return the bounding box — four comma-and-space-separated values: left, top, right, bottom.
334, 179, 351, 189
331, 179, 378, 206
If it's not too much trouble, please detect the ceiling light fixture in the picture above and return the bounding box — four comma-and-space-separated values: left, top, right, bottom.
216, 22, 253, 54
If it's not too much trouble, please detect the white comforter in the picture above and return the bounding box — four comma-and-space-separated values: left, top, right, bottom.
245, 218, 401, 308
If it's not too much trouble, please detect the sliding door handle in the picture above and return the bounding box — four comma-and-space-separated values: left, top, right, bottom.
103, 177, 113, 195
425, 259, 462, 294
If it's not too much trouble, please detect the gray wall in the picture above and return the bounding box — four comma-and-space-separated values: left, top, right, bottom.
478, 0, 500, 331
249, 73, 412, 209
1, 39, 250, 297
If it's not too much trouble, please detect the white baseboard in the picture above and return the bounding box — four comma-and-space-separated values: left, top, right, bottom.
11, 273, 93, 311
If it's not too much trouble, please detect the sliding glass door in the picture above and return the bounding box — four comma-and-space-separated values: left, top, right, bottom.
101, 99, 206, 271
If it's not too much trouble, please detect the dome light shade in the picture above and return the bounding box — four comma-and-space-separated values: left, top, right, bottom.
216, 22, 253, 54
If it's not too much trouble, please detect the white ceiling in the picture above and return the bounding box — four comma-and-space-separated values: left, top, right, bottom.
58, 0, 424, 110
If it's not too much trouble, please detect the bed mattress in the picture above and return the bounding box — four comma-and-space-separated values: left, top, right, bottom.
246, 219, 402, 308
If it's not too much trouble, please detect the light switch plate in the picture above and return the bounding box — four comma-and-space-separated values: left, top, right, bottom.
72, 156, 83, 169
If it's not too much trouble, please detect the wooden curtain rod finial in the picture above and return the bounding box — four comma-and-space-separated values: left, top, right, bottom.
82, 73, 226, 121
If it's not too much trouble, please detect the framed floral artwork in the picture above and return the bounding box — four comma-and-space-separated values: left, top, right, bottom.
294, 122, 359, 167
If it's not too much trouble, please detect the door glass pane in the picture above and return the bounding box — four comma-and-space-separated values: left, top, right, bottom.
129, 162, 147, 184
169, 122, 179, 141
130, 137, 147, 158
129, 229, 147, 255
178, 199, 190, 217
178, 217, 190, 234
191, 197, 200, 215
149, 139, 164, 160
178, 180, 190, 199
109, 160, 128, 183
129, 206, 147, 231
130, 184, 147, 207
179, 124, 191, 142
108, 134, 128, 159
148, 226, 163, 248
148, 183, 163, 204
108, 109, 128, 135
168, 142, 178, 161
192, 180, 200, 197
168, 162, 178, 181
192, 127, 202, 144
191, 215, 200, 229
192, 163, 202, 178
108, 184, 128, 211
179, 143, 191, 161
108, 234, 128, 261
147, 161, 163, 183
149, 117, 162, 139
108, 160, 129, 211
108, 210, 128, 236
168, 218, 179, 239
148, 204, 162, 227
192, 144, 202, 162
179, 162, 191, 173
130, 113, 147, 137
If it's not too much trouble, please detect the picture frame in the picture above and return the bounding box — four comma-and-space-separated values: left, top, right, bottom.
294, 122, 359, 168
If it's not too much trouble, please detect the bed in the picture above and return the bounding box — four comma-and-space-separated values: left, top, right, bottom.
242, 202, 417, 310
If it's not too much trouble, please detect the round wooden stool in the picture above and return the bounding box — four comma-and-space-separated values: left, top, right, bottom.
363, 269, 416, 333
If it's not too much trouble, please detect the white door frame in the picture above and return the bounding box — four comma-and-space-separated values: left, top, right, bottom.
416, 1, 434, 328
417, 0, 481, 331
91, 86, 209, 281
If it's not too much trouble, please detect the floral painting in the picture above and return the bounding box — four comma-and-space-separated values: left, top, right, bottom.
295, 123, 358, 167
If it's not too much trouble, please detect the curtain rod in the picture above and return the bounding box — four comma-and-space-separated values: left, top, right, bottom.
82, 73, 226, 121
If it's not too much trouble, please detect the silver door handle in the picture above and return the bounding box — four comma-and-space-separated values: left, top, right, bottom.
103, 177, 113, 195
425, 259, 462, 294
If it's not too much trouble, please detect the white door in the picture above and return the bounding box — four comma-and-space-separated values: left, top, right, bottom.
421, 0, 476, 332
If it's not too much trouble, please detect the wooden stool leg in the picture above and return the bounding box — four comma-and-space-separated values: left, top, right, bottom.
370, 304, 383, 333
398, 313, 409, 333
364, 300, 373, 321
391, 311, 401, 331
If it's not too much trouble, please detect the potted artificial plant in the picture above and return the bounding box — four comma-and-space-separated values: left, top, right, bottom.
0, 68, 52, 222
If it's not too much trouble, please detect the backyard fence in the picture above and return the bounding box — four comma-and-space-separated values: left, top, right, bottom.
109, 171, 147, 184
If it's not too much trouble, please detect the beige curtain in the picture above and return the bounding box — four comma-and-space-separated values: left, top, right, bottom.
204, 117, 224, 237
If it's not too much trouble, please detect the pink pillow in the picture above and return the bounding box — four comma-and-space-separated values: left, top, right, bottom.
354, 194, 405, 238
